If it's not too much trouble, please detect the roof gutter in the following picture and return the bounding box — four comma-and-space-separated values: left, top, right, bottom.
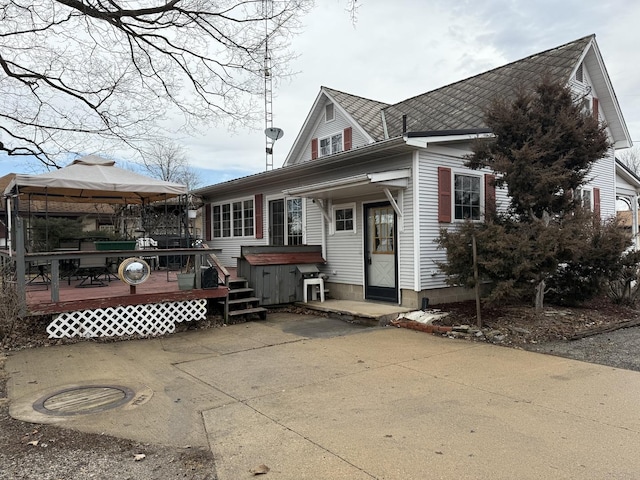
195, 128, 493, 199
403, 128, 493, 148
194, 136, 409, 198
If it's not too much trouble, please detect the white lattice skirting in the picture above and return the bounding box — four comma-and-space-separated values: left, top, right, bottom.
46, 300, 208, 339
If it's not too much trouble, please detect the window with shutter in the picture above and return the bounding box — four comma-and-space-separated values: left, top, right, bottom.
593, 187, 601, 219
484, 174, 496, 218
255, 194, 263, 239
454, 174, 481, 220
344, 127, 352, 151
438, 167, 452, 223
211, 198, 256, 238
319, 132, 343, 156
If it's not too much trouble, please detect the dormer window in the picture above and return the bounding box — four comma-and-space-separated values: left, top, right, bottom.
320, 132, 343, 156
325, 103, 335, 122
576, 62, 584, 83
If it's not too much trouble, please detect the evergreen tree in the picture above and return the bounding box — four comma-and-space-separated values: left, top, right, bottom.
438, 76, 628, 312
467, 76, 609, 220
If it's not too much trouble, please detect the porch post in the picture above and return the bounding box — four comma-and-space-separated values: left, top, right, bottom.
633, 194, 639, 250
15, 216, 26, 314
194, 252, 202, 289
6, 196, 11, 256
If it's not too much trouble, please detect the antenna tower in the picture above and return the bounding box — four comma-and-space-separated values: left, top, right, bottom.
263, 0, 274, 170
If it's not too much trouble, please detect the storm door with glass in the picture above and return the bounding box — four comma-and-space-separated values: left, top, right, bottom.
364, 202, 398, 302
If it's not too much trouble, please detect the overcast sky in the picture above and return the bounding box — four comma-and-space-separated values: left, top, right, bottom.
188, 0, 640, 186
2, 0, 639, 185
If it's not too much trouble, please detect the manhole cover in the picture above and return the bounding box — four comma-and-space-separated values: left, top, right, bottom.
33, 385, 135, 416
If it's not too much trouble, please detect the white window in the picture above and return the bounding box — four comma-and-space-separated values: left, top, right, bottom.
213, 199, 254, 238
319, 132, 343, 157
454, 174, 481, 220
325, 103, 335, 122
575, 187, 593, 210
333, 203, 356, 233
268, 197, 304, 245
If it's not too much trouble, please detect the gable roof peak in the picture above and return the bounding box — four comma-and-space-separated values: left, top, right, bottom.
320, 86, 388, 105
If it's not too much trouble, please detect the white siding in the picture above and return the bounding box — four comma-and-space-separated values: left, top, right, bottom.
589, 147, 616, 219
416, 142, 617, 291
203, 185, 282, 268
617, 170, 638, 196
305, 202, 323, 246
416, 147, 506, 291
397, 162, 415, 291
296, 153, 414, 289
293, 101, 368, 165
323, 198, 364, 286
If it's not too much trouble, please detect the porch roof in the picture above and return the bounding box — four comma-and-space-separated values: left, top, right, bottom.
282, 169, 411, 200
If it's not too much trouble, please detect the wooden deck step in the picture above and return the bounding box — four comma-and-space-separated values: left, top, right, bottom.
227, 307, 267, 319
227, 297, 261, 305
228, 287, 254, 295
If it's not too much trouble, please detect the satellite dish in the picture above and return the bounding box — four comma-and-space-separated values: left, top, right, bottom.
265, 127, 284, 141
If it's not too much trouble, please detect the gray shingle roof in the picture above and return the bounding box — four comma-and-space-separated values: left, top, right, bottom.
330, 35, 595, 141
322, 87, 390, 141
376, 35, 593, 139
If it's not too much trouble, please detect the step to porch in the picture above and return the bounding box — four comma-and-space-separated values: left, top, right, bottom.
218, 277, 267, 321
296, 299, 413, 327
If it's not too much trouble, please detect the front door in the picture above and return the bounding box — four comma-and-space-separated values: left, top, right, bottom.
364, 202, 398, 302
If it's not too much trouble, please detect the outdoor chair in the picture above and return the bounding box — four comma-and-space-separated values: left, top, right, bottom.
136, 237, 159, 270
69, 241, 113, 287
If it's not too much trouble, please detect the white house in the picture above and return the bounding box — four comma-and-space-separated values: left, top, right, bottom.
194, 34, 633, 308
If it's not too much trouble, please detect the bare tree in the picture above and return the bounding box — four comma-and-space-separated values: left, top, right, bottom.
619, 146, 640, 174
0, 0, 312, 168
140, 140, 200, 189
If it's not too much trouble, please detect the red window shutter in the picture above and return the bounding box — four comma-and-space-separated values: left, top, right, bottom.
592, 97, 599, 120
438, 167, 452, 223
484, 174, 496, 218
204, 203, 212, 241
255, 194, 264, 239
311, 138, 318, 160
344, 127, 352, 151
593, 187, 600, 219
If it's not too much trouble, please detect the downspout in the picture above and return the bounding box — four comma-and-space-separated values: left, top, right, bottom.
412, 151, 421, 295
315, 199, 329, 261
634, 192, 639, 250
321, 202, 327, 264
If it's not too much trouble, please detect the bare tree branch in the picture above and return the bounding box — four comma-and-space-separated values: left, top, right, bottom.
619, 146, 640, 175
0, 0, 312, 166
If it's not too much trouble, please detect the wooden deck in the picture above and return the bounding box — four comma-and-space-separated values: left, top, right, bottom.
25, 269, 229, 316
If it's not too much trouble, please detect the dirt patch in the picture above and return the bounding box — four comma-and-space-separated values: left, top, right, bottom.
431, 297, 640, 345
422, 298, 640, 372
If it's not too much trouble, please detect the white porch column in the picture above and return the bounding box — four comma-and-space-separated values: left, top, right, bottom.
633, 194, 639, 250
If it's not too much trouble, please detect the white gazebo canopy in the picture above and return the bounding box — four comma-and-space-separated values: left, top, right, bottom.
3, 155, 187, 204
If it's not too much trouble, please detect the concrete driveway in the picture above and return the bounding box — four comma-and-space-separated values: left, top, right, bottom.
7, 312, 640, 479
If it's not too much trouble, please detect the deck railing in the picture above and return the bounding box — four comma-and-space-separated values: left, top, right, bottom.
0, 217, 230, 317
